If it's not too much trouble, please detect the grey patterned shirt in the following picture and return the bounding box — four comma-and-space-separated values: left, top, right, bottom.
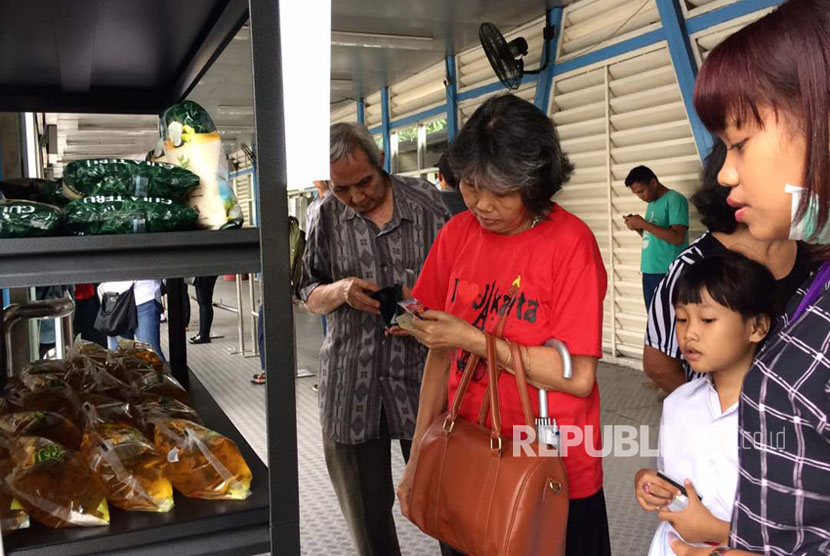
300, 174, 449, 444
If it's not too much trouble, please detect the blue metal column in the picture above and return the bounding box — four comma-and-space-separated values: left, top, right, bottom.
655, 0, 714, 158
534, 7, 564, 114
356, 98, 365, 125
445, 56, 459, 140
380, 86, 391, 172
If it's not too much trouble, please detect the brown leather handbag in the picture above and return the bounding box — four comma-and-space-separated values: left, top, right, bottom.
404, 332, 570, 555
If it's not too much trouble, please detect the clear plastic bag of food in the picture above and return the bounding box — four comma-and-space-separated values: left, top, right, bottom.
130, 372, 189, 404
114, 340, 164, 373
81, 409, 173, 513
19, 386, 84, 428
6, 436, 109, 527
0, 411, 83, 450
0, 437, 29, 533
152, 419, 251, 500
132, 397, 201, 438
79, 394, 137, 427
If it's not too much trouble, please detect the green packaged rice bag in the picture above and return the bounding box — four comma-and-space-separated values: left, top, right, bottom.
0, 200, 62, 238
63, 196, 198, 236
63, 159, 200, 201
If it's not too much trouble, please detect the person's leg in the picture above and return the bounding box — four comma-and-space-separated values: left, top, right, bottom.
195, 276, 218, 340
135, 300, 166, 361
323, 409, 402, 556
642, 273, 665, 310
564, 488, 611, 556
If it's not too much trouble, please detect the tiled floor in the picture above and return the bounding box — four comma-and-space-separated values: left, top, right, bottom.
165, 280, 662, 555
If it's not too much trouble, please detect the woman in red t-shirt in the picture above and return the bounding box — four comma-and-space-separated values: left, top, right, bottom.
396, 94, 610, 555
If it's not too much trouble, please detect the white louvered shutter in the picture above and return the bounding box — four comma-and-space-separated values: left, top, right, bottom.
681, 0, 741, 18
364, 90, 383, 128
552, 44, 703, 361
558, 0, 661, 61
389, 63, 446, 122
230, 151, 255, 227
331, 102, 358, 124
690, 8, 775, 67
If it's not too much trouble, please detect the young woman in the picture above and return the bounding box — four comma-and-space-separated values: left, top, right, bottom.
672, 0, 830, 554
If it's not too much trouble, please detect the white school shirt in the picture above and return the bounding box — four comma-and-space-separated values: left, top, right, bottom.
648, 376, 739, 556
98, 280, 161, 306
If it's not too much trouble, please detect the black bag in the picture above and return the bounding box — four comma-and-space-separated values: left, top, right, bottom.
94, 285, 137, 337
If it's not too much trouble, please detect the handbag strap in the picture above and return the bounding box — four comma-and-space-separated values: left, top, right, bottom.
510, 342, 536, 428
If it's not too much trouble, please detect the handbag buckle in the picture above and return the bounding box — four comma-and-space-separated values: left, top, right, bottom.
442, 417, 455, 434
490, 435, 502, 453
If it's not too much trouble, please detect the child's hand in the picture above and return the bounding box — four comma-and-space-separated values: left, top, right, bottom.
635, 468, 681, 512
659, 480, 729, 544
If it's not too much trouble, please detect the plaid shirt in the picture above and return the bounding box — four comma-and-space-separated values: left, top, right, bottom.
300, 174, 449, 444
731, 268, 830, 555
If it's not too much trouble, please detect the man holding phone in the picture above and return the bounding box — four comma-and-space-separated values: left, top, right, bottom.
623, 165, 689, 309
300, 122, 448, 556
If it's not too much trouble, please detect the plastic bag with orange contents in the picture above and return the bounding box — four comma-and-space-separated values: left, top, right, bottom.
152, 419, 251, 500
0, 437, 29, 534
0, 411, 83, 450
114, 340, 164, 373
6, 436, 109, 527
81, 408, 173, 513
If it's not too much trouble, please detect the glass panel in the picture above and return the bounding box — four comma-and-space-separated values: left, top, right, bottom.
395, 126, 418, 173
374, 134, 383, 152
424, 118, 448, 169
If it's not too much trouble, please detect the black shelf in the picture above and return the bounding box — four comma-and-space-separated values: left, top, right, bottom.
4, 369, 270, 556
0, 229, 261, 288
0, 0, 249, 114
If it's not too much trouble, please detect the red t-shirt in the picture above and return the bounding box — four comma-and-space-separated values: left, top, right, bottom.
411, 205, 607, 499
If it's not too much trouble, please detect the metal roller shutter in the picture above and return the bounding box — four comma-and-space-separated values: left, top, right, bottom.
552, 43, 703, 361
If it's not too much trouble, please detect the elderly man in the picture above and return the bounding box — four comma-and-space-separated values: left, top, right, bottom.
300, 122, 449, 556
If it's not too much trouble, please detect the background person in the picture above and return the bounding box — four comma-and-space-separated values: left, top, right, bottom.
623, 165, 689, 309
435, 151, 466, 216
188, 275, 218, 344
635, 253, 774, 555
673, 0, 830, 553
397, 94, 611, 556
643, 141, 816, 393
100, 279, 165, 360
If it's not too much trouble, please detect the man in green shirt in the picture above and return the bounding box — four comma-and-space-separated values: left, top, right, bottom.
623, 165, 689, 309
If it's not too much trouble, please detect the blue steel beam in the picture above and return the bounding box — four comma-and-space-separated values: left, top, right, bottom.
533, 7, 563, 113
552, 29, 664, 77
380, 86, 391, 172
655, 0, 713, 157
445, 56, 459, 140
356, 99, 365, 125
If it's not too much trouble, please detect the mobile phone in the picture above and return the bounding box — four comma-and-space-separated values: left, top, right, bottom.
656, 471, 687, 497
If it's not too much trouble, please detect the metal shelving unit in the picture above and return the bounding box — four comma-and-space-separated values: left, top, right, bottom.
0, 0, 299, 553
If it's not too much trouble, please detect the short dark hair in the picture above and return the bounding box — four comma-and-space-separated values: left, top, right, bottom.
437, 152, 458, 189
625, 166, 658, 187
672, 252, 777, 321
690, 139, 735, 234
448, 94, 573, 214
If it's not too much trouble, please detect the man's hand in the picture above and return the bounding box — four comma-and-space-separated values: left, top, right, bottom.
635, 468, 681, 512
624, 214, 647, 231
339, 277, 381, 315
659, 480, 728, 544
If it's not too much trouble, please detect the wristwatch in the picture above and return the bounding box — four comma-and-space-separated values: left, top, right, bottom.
709, 548, 730, 556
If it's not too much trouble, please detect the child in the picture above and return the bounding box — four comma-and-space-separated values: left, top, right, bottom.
634, 253, 775, 555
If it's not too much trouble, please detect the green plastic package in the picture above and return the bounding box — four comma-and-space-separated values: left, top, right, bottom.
0, 200, 62, 238
63, 196, 198, 236
0, 178, 67, 206
63, 159, 200, 201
